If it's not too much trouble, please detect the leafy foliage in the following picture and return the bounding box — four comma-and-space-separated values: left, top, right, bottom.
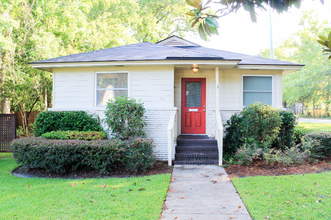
303, 132, 331, 156
104, 96, 146, 140
277, 111, 296, 149
185, 0, 324, 40
12, 137, 155, 174
234, 144, 263, 165
260, 11, 331, 113
42, 131, 107, 140
240, 102, 282, 148
224, 103, 297, 155
33, 111, 103, 137
0, 0, 194, 132
317, 31, 331, 60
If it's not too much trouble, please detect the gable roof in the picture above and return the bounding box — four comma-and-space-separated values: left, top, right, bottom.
156, 35, 200, 47
30, 35, 303, 67
30, 42, 232, 64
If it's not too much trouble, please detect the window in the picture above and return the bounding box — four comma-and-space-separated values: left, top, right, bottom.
243, 76, 272, 106
96, 72, 128, 106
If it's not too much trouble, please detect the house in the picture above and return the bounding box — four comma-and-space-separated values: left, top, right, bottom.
30, 35, 303, 166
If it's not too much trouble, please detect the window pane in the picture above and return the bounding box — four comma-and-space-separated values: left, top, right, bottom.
186, 82, 201, 107
243, 76, 272, 91
97, 90, 128, 106
97, 73, 128, 89
243, 92, 272, 106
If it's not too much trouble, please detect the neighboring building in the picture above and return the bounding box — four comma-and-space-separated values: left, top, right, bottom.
30, 35, 303, 165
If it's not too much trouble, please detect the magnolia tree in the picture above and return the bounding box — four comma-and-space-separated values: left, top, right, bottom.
184, 0, 325, 40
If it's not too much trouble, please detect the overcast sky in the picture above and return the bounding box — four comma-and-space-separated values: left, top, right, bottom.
186, 0, 331, 56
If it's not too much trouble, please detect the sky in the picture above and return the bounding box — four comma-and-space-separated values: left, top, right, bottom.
186, 0, 331, 56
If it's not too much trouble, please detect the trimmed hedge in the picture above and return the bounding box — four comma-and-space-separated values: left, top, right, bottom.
42, 131, 107, 140
33, 111, 103, 136
12, 137, 155, 173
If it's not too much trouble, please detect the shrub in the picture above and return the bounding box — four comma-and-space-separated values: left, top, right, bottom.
34, 111, 103, 136
234, 144, 263, 165
302, 132, 331, 156
12, 137, 155, 174
104, 96, 146, 140
263, 146, 310, 166
223, 114, 244, 155
42, 131, 107, 140
240, 103, 282, 148
293, 126, 310, 144
277, 111, 296, 148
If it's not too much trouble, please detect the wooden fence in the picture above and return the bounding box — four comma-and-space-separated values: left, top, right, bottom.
0, 114, 16, 152
15, 111, 40, 127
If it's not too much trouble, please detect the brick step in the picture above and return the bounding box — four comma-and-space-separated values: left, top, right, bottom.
177, 139, 217, 146
175, 153, 218, 161
174, 160, 219, 165
176, 145, 218, 153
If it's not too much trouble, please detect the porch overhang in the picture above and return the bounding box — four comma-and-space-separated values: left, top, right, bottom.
30, 60, 241, 72
237, 64, 304, 75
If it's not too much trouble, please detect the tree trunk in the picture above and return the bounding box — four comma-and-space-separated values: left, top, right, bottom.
43, 87, 47, 111
0, 51, 7, 113
327, 80, 330, 117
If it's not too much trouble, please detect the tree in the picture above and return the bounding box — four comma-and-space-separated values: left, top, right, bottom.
259, 11, 331, 116
317, 31, 331, 59
0, 0, 193, 132
185, 0, 325, 40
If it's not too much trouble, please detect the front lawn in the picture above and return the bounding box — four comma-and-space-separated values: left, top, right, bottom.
0, 153, 171, 219
232, 172, 331, 219
299, 122, 331, 132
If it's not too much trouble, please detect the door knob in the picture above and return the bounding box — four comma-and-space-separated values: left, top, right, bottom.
203, 109, 206, 112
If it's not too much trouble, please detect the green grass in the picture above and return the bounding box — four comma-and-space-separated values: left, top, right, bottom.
298, 122, 331, 132
0, 153, 171, 219
232, 172, 331, 219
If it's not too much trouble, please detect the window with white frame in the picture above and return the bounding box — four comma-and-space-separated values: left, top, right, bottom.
96, 72, 128, 106
243, 76, 272, 106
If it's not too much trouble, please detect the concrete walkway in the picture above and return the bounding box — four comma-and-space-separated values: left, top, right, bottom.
160, 165, 251, 220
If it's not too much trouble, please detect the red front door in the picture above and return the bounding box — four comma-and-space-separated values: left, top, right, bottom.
181, 78, 206, 134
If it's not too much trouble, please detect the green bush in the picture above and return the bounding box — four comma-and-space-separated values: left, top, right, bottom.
240, 103, 282, 148
42, 131, 107, 140
302, 132, 331, 155
34, 111, 103, 136
293, 126, 310, 144
104, 96, 146, 140
224, 102, 282, 154
11, 137, 155, 174
277, 111, 296, 148
223, 113, 244, 155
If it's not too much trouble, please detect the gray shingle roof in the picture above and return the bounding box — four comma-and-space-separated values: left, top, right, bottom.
30, 42, 228, 64
176, 46, 302, 66
30, 39, 302, 66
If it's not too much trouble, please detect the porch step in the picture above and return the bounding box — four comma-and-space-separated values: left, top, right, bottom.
175, 153, 218, 161
174, 160, 218, 165
176, 146, 218, 153
174, 135, 219, 165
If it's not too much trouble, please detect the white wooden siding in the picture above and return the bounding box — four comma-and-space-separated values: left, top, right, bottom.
51, 66, 283, 161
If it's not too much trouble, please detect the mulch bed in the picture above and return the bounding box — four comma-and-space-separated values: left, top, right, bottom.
12, 161, 173, 179
225, 155, 331, 178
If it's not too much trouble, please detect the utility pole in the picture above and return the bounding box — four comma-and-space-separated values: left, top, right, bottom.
269, 5, 274, 59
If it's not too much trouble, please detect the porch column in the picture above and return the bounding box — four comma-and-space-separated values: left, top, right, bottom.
215, 67, 219, 111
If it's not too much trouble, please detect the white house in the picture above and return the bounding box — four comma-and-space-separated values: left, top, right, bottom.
30, 36, 303, 166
